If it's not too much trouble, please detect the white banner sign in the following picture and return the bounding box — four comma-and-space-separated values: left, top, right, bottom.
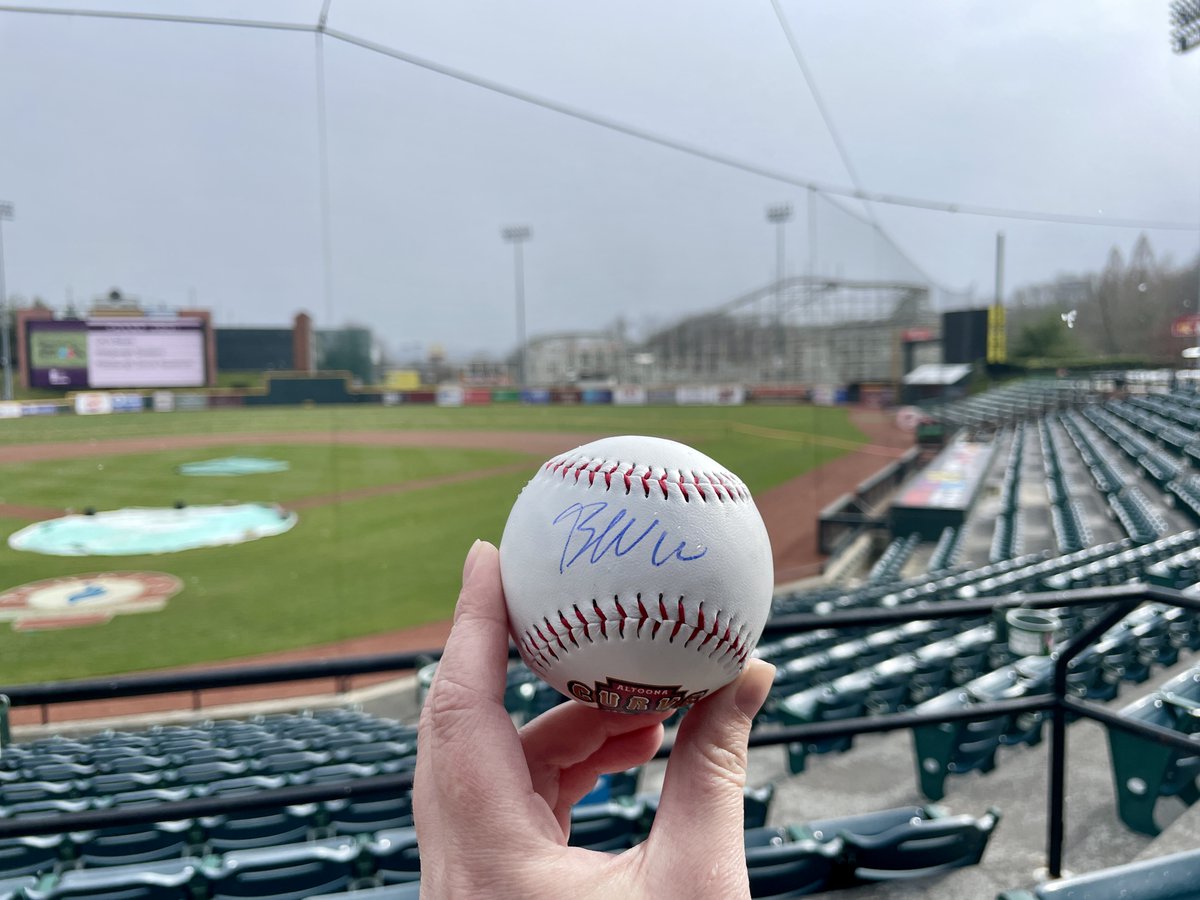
75, 392, 114, 416
613, 385, 647, 406
0, 401, 21, 419
675, 385, 746, 406
436, 385, 464, 407
152, 391, 175, 412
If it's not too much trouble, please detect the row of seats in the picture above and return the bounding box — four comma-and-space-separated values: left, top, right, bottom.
909, 602, 1190, 801
0, 833, 415, 900
1041, 417, 1091, 554
1, 711, 414, 774
866, 532, 920, 585
774, 626, 997, 772
998, 423, 1024, 517
926, 524, 965, 573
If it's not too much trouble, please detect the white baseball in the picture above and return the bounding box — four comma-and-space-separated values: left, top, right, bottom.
499, 435, 774, 714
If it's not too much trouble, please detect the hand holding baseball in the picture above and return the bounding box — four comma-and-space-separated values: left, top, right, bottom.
414, 540, 776, 900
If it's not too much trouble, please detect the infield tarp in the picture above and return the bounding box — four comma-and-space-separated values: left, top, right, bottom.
8, 504, 297, 556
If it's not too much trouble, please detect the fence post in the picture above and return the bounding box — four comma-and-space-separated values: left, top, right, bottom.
1046, 597, 1139, 878
0, 694, 10, 750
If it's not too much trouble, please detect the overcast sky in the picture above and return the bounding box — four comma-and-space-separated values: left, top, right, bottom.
1, 1, 1198, 359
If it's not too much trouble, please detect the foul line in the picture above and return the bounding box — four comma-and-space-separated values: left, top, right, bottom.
732, 422, 907, 458
286, 461, 532, 510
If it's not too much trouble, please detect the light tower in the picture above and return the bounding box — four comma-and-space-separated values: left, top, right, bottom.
766, 203, 793, 380
501, 225, 532, 389
0, 201, 13, 401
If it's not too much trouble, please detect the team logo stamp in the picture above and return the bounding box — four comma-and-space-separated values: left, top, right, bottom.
566, 675, 709, 713
0, 572, 182, 632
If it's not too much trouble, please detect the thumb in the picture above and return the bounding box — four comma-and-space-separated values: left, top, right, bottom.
648, 659, 775, 856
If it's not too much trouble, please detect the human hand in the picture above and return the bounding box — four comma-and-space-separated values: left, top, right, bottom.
414, 540, 775, 899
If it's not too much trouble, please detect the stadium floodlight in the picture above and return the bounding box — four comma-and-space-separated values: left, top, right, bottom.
1172, 0, 1200, 52
501, 225, 532, 389
765, 204, 793, 379
0, 201, 13, 402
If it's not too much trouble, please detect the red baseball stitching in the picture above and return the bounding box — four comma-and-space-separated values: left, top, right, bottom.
541, 454, 750, 502
517, 595, 752, 676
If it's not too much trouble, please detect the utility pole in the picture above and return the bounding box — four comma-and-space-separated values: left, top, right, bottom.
0, 202, 13, 401
501, 225, 532, 389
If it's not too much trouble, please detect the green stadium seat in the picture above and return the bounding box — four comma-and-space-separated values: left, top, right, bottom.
568, 800, 646, 851
70, 818, 194, 868
366, 827, 421, 884
173, 760, 251, 786
1107, 691, 1200, 835
323, 787, 413, 835
0, 781, 74, 807
911, 692, 1010, 801
746, 834, 842, 898
24, 857, 201, 900
996, 847, 1200, 899
0, 832, 68, 878
797, 805, 1001, 885
206, 837, 361, 900
310, 883, 421, 900
0, 875, 36, 900
199, 804, 318, 853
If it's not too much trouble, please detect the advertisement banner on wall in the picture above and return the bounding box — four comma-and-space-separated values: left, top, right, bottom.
811, 385, 837, 407
646, 388, 676, 405
676, 385, 747, 406
152, 391, 175, 413
111, 393, 144, 413
520, 389, 551, 405
21, 402, 60, 416
381, 392, 401, 407
75, 392, 114, 416
463, 389, 492, 405
0, 402, 21, 419
175, 393, 209, 411
436, 385, 465, 407
613, 385, 647, 406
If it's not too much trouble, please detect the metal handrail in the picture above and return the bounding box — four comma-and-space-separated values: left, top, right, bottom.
0, 582, 1197, 877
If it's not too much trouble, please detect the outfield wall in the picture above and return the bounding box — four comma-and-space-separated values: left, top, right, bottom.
0, 375, 834, 418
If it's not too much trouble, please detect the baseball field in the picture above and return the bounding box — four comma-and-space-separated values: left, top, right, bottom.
0, 404, 874, 686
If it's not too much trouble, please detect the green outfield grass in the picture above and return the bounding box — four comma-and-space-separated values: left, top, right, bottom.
0, 404, 867, 684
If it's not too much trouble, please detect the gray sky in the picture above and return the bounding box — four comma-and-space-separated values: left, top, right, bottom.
1, 0, 1198, 360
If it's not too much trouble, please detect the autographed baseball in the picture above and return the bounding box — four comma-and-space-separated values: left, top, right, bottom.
499, 435, 774, 713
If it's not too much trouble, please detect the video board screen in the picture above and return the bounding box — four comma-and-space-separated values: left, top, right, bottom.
27, 318, 207, 389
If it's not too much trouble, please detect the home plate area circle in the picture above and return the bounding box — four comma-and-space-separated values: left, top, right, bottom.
0, 572, 182, 631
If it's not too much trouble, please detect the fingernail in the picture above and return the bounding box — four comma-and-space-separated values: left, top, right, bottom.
462, 539, 484, 583
734, 660, 775, 718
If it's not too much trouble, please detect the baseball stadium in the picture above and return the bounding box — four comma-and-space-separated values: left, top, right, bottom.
2, 3, 1200, 899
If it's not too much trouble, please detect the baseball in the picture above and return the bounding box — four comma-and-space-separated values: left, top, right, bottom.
499, 435, 774, 714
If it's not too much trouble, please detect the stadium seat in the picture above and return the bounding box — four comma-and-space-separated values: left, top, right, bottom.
996, 847, 1200, 899
206, 836, 362, 900
0, 875, 36, 900
0, 780, 74, 807
0, 832, 68, 878
1107, 691, 1200, 834
797, 805, 1001, 884
778, 681, 869, 774
911, 693, 1010, 801
70, 818, 195, 868
366, 827, 421, 884
568, 800, 646, 851
323, 787, 414, 835
23, 857, 201, 900
310, 883, 421, 900
199, 803, 318, 853
745, 833, 842, 898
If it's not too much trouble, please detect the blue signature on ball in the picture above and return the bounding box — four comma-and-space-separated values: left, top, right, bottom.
552, 501, 708, 575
